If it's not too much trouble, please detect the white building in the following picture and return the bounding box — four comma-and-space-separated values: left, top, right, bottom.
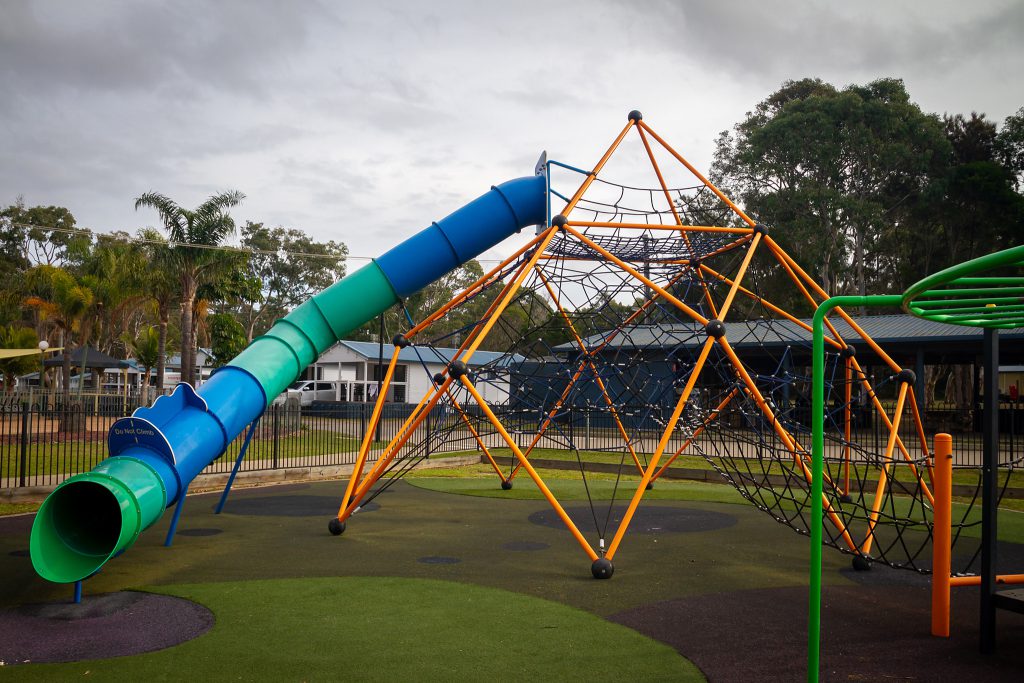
307, 340, 521, 406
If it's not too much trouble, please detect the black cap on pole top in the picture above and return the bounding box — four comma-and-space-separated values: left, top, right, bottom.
628, 110, 643, 122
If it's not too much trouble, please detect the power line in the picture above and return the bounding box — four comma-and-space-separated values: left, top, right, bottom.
8, 222, 506, 264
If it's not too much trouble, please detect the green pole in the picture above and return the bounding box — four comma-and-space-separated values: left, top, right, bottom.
809, 294, 901, 683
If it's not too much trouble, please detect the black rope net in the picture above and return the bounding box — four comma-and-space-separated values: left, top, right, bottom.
354, 172, 1020, 576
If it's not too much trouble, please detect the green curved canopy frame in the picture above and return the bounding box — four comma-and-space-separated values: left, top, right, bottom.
809, 244, 1024, 682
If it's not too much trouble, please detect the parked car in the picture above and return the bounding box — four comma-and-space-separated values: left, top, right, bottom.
272, 380, 343, 406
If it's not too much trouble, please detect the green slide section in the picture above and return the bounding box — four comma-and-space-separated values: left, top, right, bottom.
228, 261, 399, 405
30, 456, 167, 584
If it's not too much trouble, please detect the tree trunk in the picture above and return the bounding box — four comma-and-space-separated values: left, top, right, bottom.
180, 274, 197, 386
60, 330, 71, 396
855, 227, 866, 314
181, 295, 193, 386
156, 315, 167, 391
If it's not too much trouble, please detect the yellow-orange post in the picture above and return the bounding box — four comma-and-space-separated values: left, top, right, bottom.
931, 433, 953, 637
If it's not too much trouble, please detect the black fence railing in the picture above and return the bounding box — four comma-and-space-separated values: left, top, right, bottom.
2, 397, 1021, 489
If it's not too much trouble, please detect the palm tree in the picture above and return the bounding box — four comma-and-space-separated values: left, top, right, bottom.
137, 228, 178, 391
125, 326, 160, 404
23, 265, 93, 396
134, 191, 244, 385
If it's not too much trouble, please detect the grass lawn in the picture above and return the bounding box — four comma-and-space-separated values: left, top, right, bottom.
1, 579, 700, 681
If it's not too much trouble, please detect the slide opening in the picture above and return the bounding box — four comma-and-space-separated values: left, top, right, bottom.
30, 478, 139, 584
50, 481, 122, 556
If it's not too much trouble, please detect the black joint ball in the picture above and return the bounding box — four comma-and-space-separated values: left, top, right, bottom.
551, 214, 569, 229
628, 110, 643, 122
433, 373, 446, 386
841, 346, 857, 359
753, 222, 769, 236
851, 554, 872, 571
840, 493, 853, 504
645, 481, 654, 491
448, 360, 469, 379
328, 518, 346, 536
501, 480, 513, 491
392, 334, 411, 348
705, 319, 726, 339
897, 369, 916, 385
591, 558, 614, 579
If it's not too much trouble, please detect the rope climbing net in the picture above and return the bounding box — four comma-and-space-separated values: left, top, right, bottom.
334, 113, 1020, 577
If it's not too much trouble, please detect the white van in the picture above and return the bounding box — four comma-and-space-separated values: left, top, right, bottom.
274, 380, 344, 406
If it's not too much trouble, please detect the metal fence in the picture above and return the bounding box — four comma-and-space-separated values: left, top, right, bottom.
1, 393, 1022, 489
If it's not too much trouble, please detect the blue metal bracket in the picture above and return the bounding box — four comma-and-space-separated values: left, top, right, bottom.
215, 416, 261, 514
164, 483, 189, 547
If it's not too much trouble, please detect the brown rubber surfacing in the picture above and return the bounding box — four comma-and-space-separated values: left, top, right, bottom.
610, 579, 1024, 682
0, 591, 214, 665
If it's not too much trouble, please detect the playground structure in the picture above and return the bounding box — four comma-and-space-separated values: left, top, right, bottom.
27, 109, 1022, 637
328, 112, 1020, 584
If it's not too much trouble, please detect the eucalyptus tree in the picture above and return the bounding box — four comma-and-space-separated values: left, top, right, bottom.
236, 221, 346, 341
134, 190, 244, 385
710, 78, 949, 311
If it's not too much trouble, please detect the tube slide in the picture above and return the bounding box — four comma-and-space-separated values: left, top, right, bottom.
30, 173, 547, 583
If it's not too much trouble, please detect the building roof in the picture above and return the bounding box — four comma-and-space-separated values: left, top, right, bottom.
561, 314, 1024, 363
335, 340, 524, 367
43, 345, 129, 369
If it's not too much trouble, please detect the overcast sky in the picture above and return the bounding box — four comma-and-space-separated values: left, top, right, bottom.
2, 0, 1022, 267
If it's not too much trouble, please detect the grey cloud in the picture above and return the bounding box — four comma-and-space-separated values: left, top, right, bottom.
669, 1, 1023, 84
0, 0, 331, 100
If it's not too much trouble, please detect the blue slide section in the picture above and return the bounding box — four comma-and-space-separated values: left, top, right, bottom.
30, 172, 547, 583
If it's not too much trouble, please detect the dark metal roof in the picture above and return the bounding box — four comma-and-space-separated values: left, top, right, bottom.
44, 345, 129, 369
560, 314, 1024, 363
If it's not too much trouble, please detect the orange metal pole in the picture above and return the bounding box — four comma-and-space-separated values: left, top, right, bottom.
510, 362, 590, 481
716, 233, 761, 320
906, 389, 936, 489
589, 269, 692, 355
336, 347, 402, 517
861, 383, 910, 556
931, 433, 952, 638
342, 380, 451, 517
565, 220, 753, 234
717, 337, 857, 550
652, 388, 739, 481
766, 236, 905, 373
635, 125, 684, 228
536, 270, 644, 473
697, 264, 845, 350
460, 377, 599, 561
561, 224, 709, 325
606, 338, 715, 560
462, 228, 560, 363
849, 357, 934, 505
407, 231, 548, 338
637, 121, 757, 228
558, 119, 637, 216
446, 393, 505, 482
950, 575, 1024, 587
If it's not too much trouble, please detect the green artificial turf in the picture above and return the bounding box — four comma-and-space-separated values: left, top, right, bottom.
3, 577, 703, 682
